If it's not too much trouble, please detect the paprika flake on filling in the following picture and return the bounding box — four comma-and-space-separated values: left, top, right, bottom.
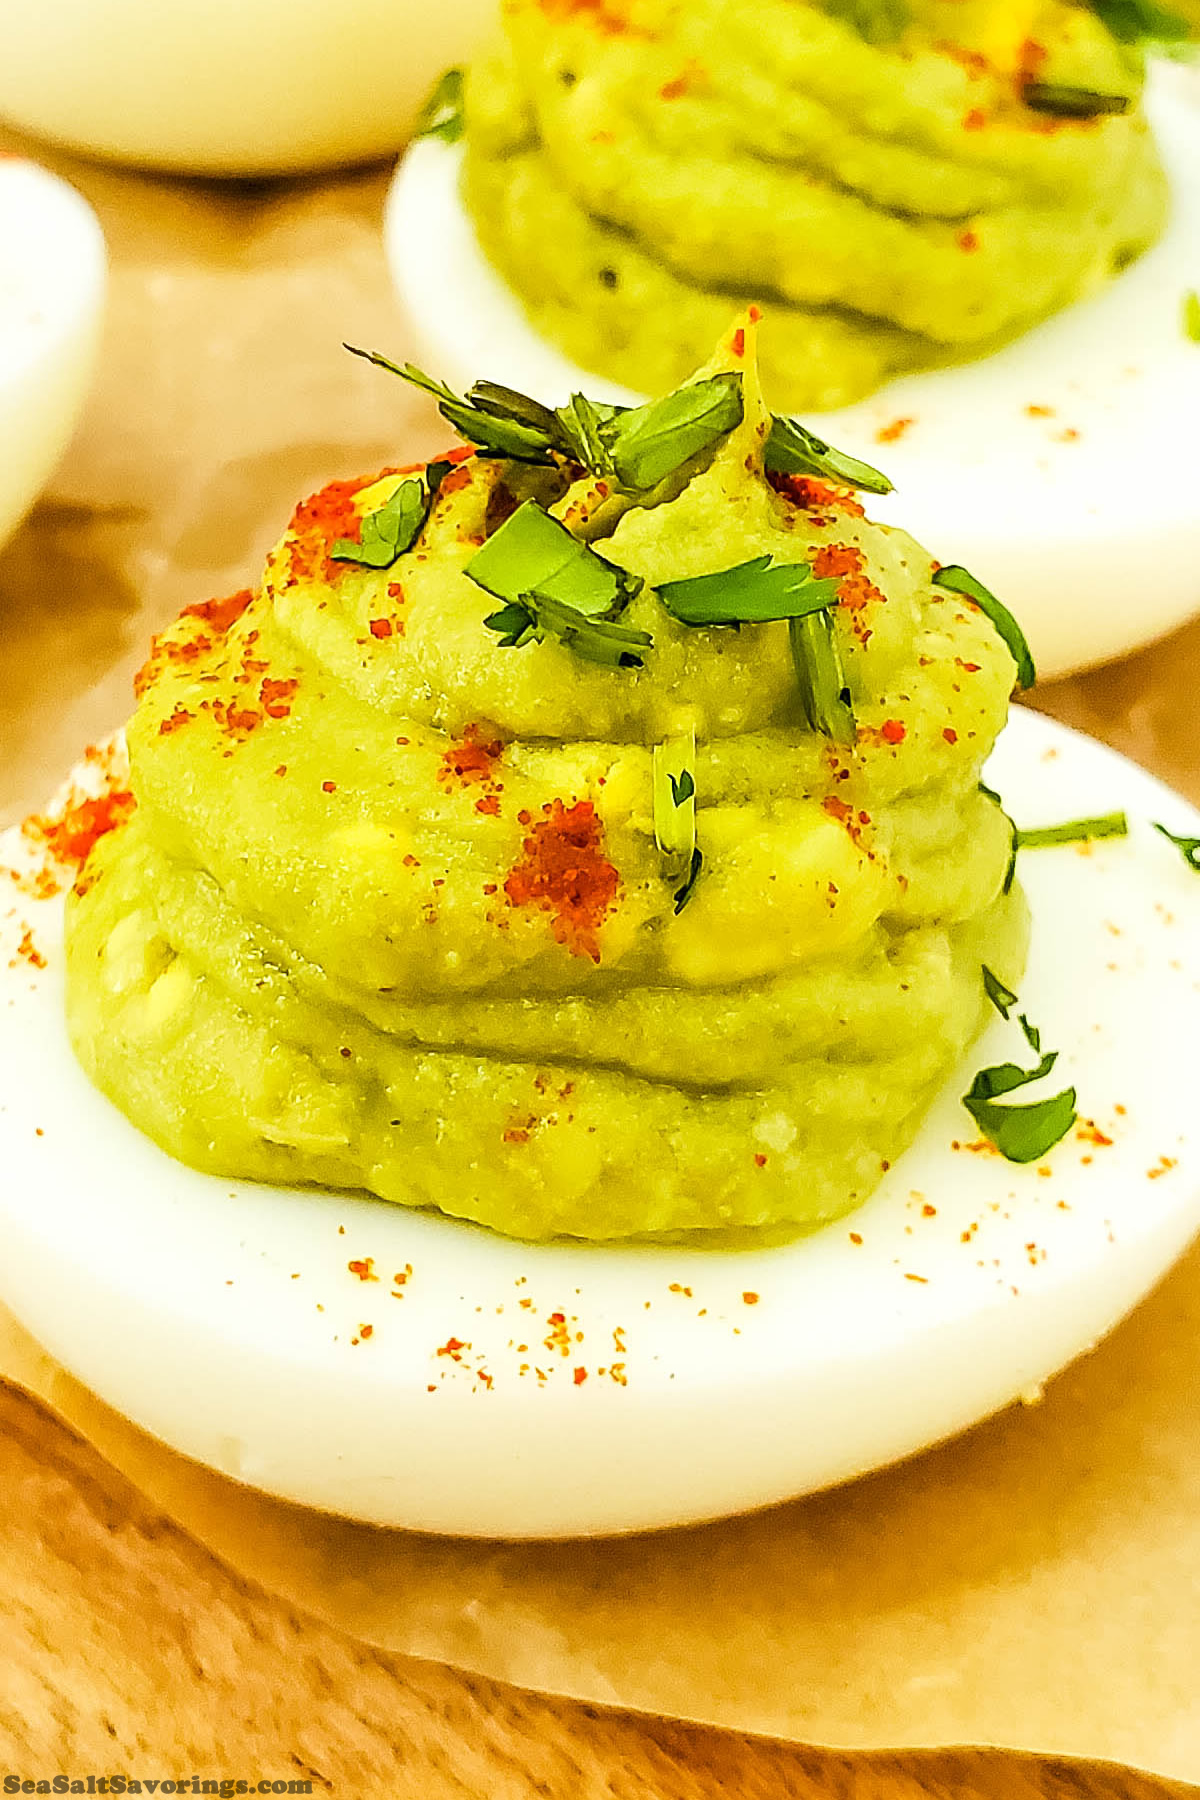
284, 449, 475, 587
504, 799, 619, 963
133, 588, 255, 698
438, 724, 504, 786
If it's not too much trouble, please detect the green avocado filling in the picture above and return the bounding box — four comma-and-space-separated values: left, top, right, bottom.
459, 0, 1169, 410
65, 320, 1029, 1242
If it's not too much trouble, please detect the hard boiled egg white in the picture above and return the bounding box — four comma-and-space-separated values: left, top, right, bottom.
0, 159, 105, 550
1, 712, 1199, 1537
384, 63, 1200, 682
0, 0, 496, 176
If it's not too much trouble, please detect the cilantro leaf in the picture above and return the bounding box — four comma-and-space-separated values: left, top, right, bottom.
345, 350, 744, 493
964, 971, 1077, 1164
825, 0, 911, 42
468, 501, 649, 667
972, 1047, 1060, 1102
329, 477, 430, 569
600, 374, 744, 490
765, 416, 893, 496
1015, 812, 1129, 849
983, 965, 1019, 1019
466, 500, 642, 616
343, 348, 558, 464
653, 733, 697, 868
1022, 82, 1131, 117
481, 601, 538, 648
789, 612, 857, 746
484, 595, 652, 668
932, 564, 1036, 689
414, 68, 466, 144
673, 847, 704, 914
1087, 0, 1191, 42
964, 1073, 1078, 1165
657, 556, 840, 627
555, 392, 620, 475
469, 379, 564, 442
425, 458, 455, 500
1153, 821, 1200, 870
980, 780, 1019, 895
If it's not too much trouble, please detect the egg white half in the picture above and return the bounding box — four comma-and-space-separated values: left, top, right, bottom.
0, 159, 106, 549
1, 711, 1198, 1537
384, 64, 1200, 682
0, 0, 498, 176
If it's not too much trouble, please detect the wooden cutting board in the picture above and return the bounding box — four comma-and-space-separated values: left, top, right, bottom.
0, 1380, 1190, 1800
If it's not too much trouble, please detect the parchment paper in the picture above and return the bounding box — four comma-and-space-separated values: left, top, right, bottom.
3, 123, 1200, 1784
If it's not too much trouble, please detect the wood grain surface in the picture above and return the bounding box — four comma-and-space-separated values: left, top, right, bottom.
0, 1381, 1192, 1800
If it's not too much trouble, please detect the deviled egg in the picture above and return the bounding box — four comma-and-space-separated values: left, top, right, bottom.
386, 2, 1200, 677
0, 0, 497, 175
1, 320, 1198, 1535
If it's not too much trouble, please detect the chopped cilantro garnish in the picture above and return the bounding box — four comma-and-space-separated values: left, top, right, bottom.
552, 377, 745, 489
470, 379, 564, 441
982, 965, 1019, 1019
932, 564, 1036, 690
789, 612, 857, 746
467, 501, 648, 666
345, 351, 743, 492
672, 846, 704, 914
467, 500, 642, 614
656, 556, 840, 627
656, 552, 853, 743
825, 0, 911, 42
765, 415, 893, 496
979, 780, 1019, 895
479, 601, 535, 647
1087, 0, 1191, 42
425, 458, 455, 500
329, 478, 429, 569
484, 595, 652, 667
964, 1067, 1078, 1164
1153, 821, 1200, 870
1022, 82, 1131, 117
1015, 812, 1129, 849
1185, 291, 1200, 345
653, 732, 697, 869
964, 971, 1078, 1164
602, 374, 744, 490
414, 68, 466, 144
555, 392, 620, 475
344, 349, 558, 463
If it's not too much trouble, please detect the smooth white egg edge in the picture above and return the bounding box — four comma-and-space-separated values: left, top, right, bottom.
0, 161, 107, 546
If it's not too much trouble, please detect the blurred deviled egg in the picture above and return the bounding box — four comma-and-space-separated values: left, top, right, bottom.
386, 1, 1200, 678
0, 158, 105, 551
0, 0, 497, 175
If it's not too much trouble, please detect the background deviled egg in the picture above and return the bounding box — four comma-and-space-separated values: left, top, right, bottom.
0, 158, 106, 552
0, 0, 498, 175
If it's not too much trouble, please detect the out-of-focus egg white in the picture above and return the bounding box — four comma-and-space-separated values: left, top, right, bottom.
384, 64, 1200, 682
0, 159, 106, 551
0, 0, 496, 176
